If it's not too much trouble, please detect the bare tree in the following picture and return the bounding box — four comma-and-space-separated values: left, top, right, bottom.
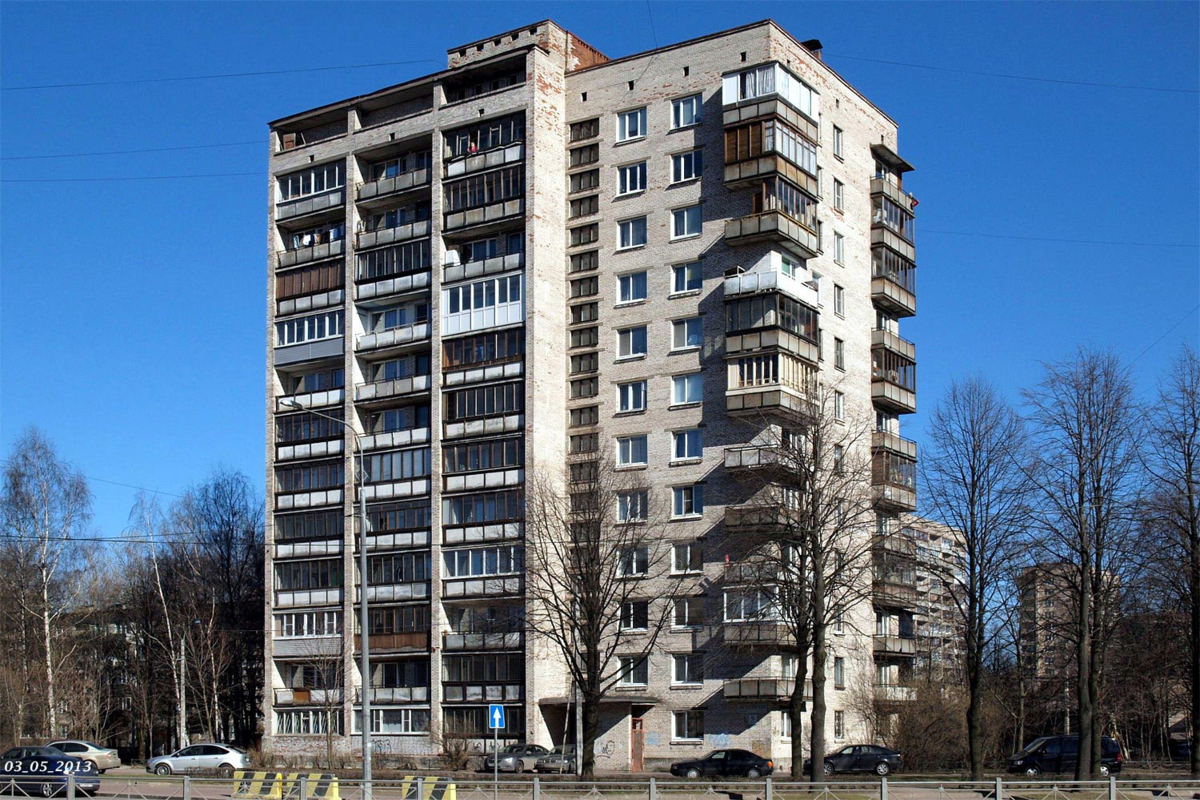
923, 376, 1032, 778
524, 455, 681, 778
1, 427, 93, 737
1144, 345, 1200, 775
727, 382, 875, 780
1023, 348, 1140, 778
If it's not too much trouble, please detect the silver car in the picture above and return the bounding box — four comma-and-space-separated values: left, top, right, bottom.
46, 741, 121, 773
484, 743, 549, 773
146, 743, 249, 776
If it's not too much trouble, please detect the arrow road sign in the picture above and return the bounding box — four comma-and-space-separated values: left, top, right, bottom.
488, 704, 505, 730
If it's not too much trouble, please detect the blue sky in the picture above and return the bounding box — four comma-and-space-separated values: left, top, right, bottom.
2, 1, 1197, 538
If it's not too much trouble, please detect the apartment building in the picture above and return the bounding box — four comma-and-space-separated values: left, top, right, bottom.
263, 18, 920, 770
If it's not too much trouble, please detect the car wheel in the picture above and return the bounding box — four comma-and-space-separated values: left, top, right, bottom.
875, 762, 891, 777
218, 764, 234, 779
40, 782, 56, 798
823, 762, 833, 776
155, 764, 172, 776
747, 768, 762, 778
685, 768, 700, 779
1024, 765, 1040, 777
1099, 764, 1110, 777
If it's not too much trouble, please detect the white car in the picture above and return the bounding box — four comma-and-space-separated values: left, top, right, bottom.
146, 743, 249, 776
46, 741, 121, 773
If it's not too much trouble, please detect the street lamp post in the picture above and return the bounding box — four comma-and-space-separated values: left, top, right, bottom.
281, 399, 371, 794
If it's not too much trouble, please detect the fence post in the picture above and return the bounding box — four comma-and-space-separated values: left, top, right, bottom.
649, 776, 656, 800
298, 775, 308, 800
415, 777, 424, 799
66, 775, 75, 800
182, 775, 191, 800
532, 776, 540, 800
995, 776, 1003, 800
880, 775, 887, 800
1108, 775, 1116, 800
764, 776, 772, 800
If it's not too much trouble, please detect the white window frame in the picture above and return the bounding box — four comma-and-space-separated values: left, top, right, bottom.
833, 126, 844, 159
671, 316, 703, 351
834, 284, 845, 316
617, 380, 648, 413
616, 435, 649, 467
671, 205, 703, 240
618, 217, 648, 250
672, 484, 704, 518
671, 262, 702, 294
672, 654, 704, 685
617, 162, 647, 196
617, 490, 649, 522
834, 710, 845, 739
617, 108, 648, 142
671, 150, 703, 184
672, 429, 703, 462
834, 391, 845, 421
617, 270, 648, 304
672, 710, 704, 741
617, 325, 648, 359
618, 655, 649, 685
618, 546, 650, 577
671, 94, 702, 129
834, 179, 844, 211
834, 232, 845, 265
834, 656, 845, 688
834, 337, 845, 370
673, 597, 702, 628
672, 373, 703, 406
620, 601, 649, 631
671, 541, 702, 574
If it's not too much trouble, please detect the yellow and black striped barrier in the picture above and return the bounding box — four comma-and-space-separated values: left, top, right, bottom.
233, 772, 284, 800
281, 773, 339, 800
397, 775, 455, 800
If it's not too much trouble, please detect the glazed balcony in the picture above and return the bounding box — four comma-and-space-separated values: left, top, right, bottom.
353, 631, 430, 654
722, 621, 790, 648
873, 450, 918, 512
444, 250, 524, 285
444, 141, 524, 179
360, 425, 430, 453
442, 631, 525, 651
354, 686, 430, 704
874, 634, 918, 658
725, 210, 820, 261
872, 430, 917, 460
873, 576, 920, 610
442, 575, 524, 600
726, 354, 817, 421
871, 188, 916, 263
442, 682, 523, 703
871, 247, 916, 318
723, 678, 810, 702
274, 688, 342, 706
276, 189, 345, 224
356, 266, 431, 303
356, 219, 431, 250
724, 504, 786, 537
872, 336, 917, 414
356, 168, 431, 206
725, 152, 818, 198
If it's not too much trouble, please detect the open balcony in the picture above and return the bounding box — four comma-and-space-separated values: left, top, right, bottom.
354, 374, 431, 405
357, 219, 431, 251
873, 577, 920, 610
723, 678, 810, 702
276, 189, 345, 224
445, 141, 524, 179
875, 685, 917, 703
355, 321, 431, 354
278, 238, 344, 270
872, 430, 917, 460
723, 266, 820, 309
874, 635, 918, 658
725, 210, 820, 261
871, 186, 916, 263
723, 444, 790, 481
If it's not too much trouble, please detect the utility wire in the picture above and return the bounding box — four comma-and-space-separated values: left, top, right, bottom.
825, 52, 1200, 95
1, 59, 440, 91
1128, 304, 1200, 368
1, 140, 263, 161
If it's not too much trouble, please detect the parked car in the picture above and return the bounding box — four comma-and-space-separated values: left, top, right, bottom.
803, 745, 903, 776
669, 749, 774, 779
534, 745, 576, 774
483, 744, 550, 773
0, 745, 101, 796
145, 743, 249, 777
1006, 735, 1123, 776
1170, 739, 1192, 762
44, 742, 120, 774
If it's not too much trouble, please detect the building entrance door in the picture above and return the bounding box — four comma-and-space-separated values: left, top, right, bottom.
630, 717, 645, 773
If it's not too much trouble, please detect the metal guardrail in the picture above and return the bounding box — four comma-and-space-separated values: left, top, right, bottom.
26, 774, 1200, 800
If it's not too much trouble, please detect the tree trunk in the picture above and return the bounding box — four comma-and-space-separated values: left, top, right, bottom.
1192, 520, 1200, 777
1076, 563, 1093, 779
580, 692, 600, 778
42, 574, 56, 737
809, 602, 828, 784
789, 656, 810, 779
967, 592, 984, 779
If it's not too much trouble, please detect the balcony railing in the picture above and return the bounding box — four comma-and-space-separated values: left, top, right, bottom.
443, 631, 525, 651
354, 374, 431, 404
356, 168, 431, 203
871, 177, 918, 214
723, 268, 820, 309
276, 189, 345, 223
724, 504, 786, 535
872, 329, 916, 361
355, 322, 431, 352
723, 444, 788, 473
871, 251, 916, 318
354, 686, 430, 703
357, 220, 431, 250
278, 238, 344, 269
274, 688, 342, 705
722, 621, 790, 648
875, 685, 917, 702
873, 578, 920, 609
442, 682, 524, 703
723, 678, 810, 701
444, 142, 524, 179
872, 430, 917, 460
725, 210, 820, 261
874, 634, 918, 657
353, 631, 430, 652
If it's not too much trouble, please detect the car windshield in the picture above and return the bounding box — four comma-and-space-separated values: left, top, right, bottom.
1016, 737, 1050, 756
502, 745, 524, 754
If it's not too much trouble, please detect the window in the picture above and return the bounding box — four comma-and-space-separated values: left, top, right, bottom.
444, 382, 524, 422
834, 710, 845, 739
444, 165, 523, 212
834, 657, 845, 688
367, 551, 431, 585
671, 150, 703, 183
442, 437, 524, 474
672, 542, 702, 573
617, 491, 648, 522
833, 445, 845, 474
834, 338, 845, 370
617, 107, 648, 142
278, 162, 345, 202
443, 329, 525, 371
834, 391, 845, 421
443, 545, 524, 578
672, 485, 704, 518
357, 240, 430, 282
618, 217, 648, 249
571, 303, 599, 325
672, 654, 704, 685
671, 317, 703, 350
275, 461, 343, 495
833, 127, 844, 159
834, 233, 845, 265
570, 195, 598, 218
443, 490, 523, 526
729, 63, 819, 120
570, 169, 600, 194
672, 262, 702, 294
276, 709, 340, 735
833, 179, 844, 211
672, 429, 702, 461
671, 94, 702, 129
570, 327, 599, 348
571, 224, 599, 247
570, 250, 599, 274
570, 118, 599, 142
274, 558, 343, 591
834, 611, 845, 634
725, 293, 818, 342
445, 114, 525, 158
673, 597, 703, 627
725, 119, 816, 176
781, 711, 792, 740
275, 310, 344, 347
617, 326, 648, 359
570, 144, 599, 168
673, 710, 704, 740
724, 588, 774, 621
274, 611, 340, 638
780, 255, 802, 278
619, 656, 649, 685
672, 373, 703, 405
834, 284, 845, 316
616, 435, 648, 466
617, 162, 647, 195
275, 510, 343, 542
363, 447, 432, 484
672, 205, 703, 239
620, 601, 649, 630
618, 271, 648, 304
617, 381, 648, 413
570, 406, 599, 428
619, 547, 649, 577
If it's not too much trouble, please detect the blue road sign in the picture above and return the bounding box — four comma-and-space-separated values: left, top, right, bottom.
488, 704, 505, 730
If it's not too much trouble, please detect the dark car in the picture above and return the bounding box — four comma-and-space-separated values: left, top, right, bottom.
803, 745, 903, 776
1170, 739, 1192, 762
534, 745, 576, 774
670, 749, 774, 779
0, 746, 101, 797
1007, 735, 1123, 777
